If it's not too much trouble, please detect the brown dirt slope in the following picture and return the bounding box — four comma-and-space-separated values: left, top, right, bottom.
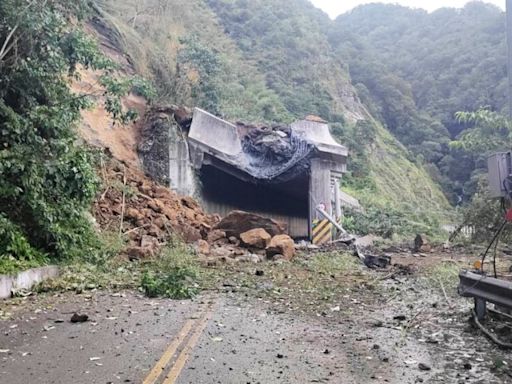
73, 20, 219, 250
73, 20, 147, 168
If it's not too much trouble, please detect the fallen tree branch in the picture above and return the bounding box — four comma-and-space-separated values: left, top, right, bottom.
119, 164, 127, 236
438, 278, 453, 309
473, 310, 512, 350
123, 224, 151, 236
100, 186, 110, 201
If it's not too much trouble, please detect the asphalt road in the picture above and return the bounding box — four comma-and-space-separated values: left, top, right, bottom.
0, 289, 439, 384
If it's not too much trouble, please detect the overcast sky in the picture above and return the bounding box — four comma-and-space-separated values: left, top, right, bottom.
309, 0, 505, 18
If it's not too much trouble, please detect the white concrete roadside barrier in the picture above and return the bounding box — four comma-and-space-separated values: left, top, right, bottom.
0, 266, 59, 299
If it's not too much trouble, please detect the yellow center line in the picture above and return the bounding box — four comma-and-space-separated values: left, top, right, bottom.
142, 316, 197, 384
162, 303, 216, 384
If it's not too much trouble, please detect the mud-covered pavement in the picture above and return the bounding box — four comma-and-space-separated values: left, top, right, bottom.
1, 248, 512, 383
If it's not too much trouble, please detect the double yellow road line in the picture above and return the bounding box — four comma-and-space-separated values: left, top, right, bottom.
143, 302, 216, 384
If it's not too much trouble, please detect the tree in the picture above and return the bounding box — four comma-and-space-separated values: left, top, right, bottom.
0, 0, 138, 266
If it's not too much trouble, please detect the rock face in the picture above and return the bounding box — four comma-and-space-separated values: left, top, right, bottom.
266, 235, 296, 261
215, 210, 285, 238
240, 228, 271, 249
138, 105, 194, 187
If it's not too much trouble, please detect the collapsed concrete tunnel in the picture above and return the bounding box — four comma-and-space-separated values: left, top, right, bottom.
141, 107, 350, 244
187, 108, 349, 243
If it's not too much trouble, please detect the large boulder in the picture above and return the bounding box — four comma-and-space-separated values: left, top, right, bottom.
214, 210, 285, 238
240, 228, 271, 249
266, 235, 296, 261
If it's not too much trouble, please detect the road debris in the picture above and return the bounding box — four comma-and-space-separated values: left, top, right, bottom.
355, 245, 391, 269
70, 313, 89, 323
413, 234, 431, 253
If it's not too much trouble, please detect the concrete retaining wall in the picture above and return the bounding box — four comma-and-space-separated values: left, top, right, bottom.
0, 266, 59, 299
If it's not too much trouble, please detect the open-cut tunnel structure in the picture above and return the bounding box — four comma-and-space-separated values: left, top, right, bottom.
182, 108, 348, 241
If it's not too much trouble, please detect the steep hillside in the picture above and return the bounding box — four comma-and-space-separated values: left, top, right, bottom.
91, 0, 453, 234
205, 0, 452, 230
330, 2, 507, 201
206, 0, 366, 122
94, 0, 291, 123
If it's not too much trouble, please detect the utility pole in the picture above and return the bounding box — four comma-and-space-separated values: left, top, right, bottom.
507, 0, 512, 116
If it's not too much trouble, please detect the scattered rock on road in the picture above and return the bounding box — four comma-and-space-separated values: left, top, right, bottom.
70, 313, 89, 323
413, 234, 431, 253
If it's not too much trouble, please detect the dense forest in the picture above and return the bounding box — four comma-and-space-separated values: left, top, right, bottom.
206, 0, 510, 204
331, 2, 508, 202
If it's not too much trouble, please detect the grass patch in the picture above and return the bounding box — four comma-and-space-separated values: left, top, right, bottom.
423, 262, 460, 295
0, 257, 47, 276
308, 251, 361, 276
38, 234, 207, 300
141, 242, 201, 299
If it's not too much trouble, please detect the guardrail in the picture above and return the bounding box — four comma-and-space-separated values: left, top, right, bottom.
458, 270, 512, 320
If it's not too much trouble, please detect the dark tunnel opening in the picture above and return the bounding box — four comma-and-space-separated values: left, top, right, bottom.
199, 165, 310, 237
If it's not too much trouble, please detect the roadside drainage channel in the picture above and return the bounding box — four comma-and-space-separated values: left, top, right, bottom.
0, 266, 59, 299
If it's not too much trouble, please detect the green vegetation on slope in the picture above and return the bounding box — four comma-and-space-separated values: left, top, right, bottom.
207, 0, 363, 122
330, 2, 507, 202
0, 0, 142, 272
94, 0, 292, 123
335, 118, 452, 238
205, 0, 452, 235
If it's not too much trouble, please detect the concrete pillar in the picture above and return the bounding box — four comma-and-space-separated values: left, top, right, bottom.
334, 178, 342, 221
309, 158, 333, 241
309, 158, 333, 220
169, 126, 196, 196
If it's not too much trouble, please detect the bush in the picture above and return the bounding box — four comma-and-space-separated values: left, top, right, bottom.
140, 243, 200, 299
342, 204, 442, 240
342, 206, 406, 239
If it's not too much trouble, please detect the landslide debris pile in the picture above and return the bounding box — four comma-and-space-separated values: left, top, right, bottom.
93, 160, 297, 263
196, 211, 296, 265
94, 159, 218, 259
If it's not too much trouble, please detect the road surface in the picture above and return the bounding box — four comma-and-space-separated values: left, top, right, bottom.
0, 290, 434, 384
